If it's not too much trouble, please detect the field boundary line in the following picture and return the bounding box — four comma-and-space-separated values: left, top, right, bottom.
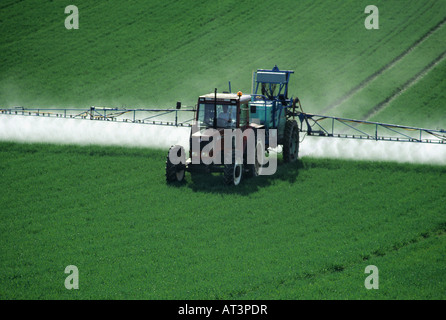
321, 16, 446, 114
364, 50, 446, 120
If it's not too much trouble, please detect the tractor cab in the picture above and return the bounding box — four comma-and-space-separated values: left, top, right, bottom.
195, 92, 251, 130
187, 91, 252, 172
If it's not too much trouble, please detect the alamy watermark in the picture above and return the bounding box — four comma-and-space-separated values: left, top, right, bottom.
64, 5, 378, 31
364, 265, 379, 289
364, 5, 379, 30
65, 5, 79, 30
64, 265, 79, 290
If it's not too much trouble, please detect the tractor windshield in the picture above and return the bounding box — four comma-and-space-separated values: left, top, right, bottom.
197, 103, 237, 129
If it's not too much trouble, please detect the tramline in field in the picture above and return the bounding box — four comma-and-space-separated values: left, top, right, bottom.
1, 66, 445, 186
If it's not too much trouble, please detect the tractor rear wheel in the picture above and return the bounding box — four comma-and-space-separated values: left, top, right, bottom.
165, 145, 186, 182
283, 120, 299, 163
224, 154, 243, 186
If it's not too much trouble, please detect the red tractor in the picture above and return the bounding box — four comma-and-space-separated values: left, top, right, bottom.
166, 66, 300, 185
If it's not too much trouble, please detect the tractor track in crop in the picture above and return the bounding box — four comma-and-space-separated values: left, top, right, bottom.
321, 16, 446, 115
332, 2, 433, 77
227, 221, 446, 299
364, 50, 446, 120
0, 0, 25, 10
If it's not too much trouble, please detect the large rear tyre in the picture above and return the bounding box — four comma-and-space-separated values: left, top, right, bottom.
165, 145, 186, 182
283, 120, 299, 163
224, 154, 243, 186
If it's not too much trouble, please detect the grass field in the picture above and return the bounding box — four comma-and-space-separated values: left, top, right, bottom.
1, 0, 445, 300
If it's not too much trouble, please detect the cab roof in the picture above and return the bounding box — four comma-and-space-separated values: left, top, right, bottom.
199, 92, 251, 103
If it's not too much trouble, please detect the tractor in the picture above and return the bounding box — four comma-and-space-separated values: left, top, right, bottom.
165, 66, 301, 185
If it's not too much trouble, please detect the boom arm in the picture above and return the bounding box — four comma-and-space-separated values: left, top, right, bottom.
297, 112, 446, 144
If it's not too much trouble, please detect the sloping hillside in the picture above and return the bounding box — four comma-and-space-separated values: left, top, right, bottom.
1, 0, 445, 122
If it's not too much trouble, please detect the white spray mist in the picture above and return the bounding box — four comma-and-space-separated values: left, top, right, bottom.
300, 136, 446, 165
1, 116, 445, 165
0, 115, 190, 150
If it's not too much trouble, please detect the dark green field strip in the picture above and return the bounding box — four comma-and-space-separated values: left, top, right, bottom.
238, 221, 446, 299
344, 54, 446, 135
327, 16, 446, 120
1, 142, 445, 299
253, 230, 446, 299
368, 58, 446, 130
322, 16, 446, 115
364, 50, 446, 121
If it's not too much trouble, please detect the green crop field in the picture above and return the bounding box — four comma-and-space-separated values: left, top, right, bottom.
1, 0, 445, 300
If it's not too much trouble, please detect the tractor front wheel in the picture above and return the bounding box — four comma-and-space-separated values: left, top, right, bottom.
224, 155, 243, 186
165, 145, 186, 182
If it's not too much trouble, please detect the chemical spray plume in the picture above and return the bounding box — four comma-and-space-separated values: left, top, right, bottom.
0, 115, 190, 150
1, 116, 445, 165
300, 136, 446, 165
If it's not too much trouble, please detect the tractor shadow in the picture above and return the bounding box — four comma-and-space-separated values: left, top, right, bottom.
181, 158, 304, 195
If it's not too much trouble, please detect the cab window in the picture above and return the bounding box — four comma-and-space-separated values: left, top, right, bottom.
239, 103, 248, 127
